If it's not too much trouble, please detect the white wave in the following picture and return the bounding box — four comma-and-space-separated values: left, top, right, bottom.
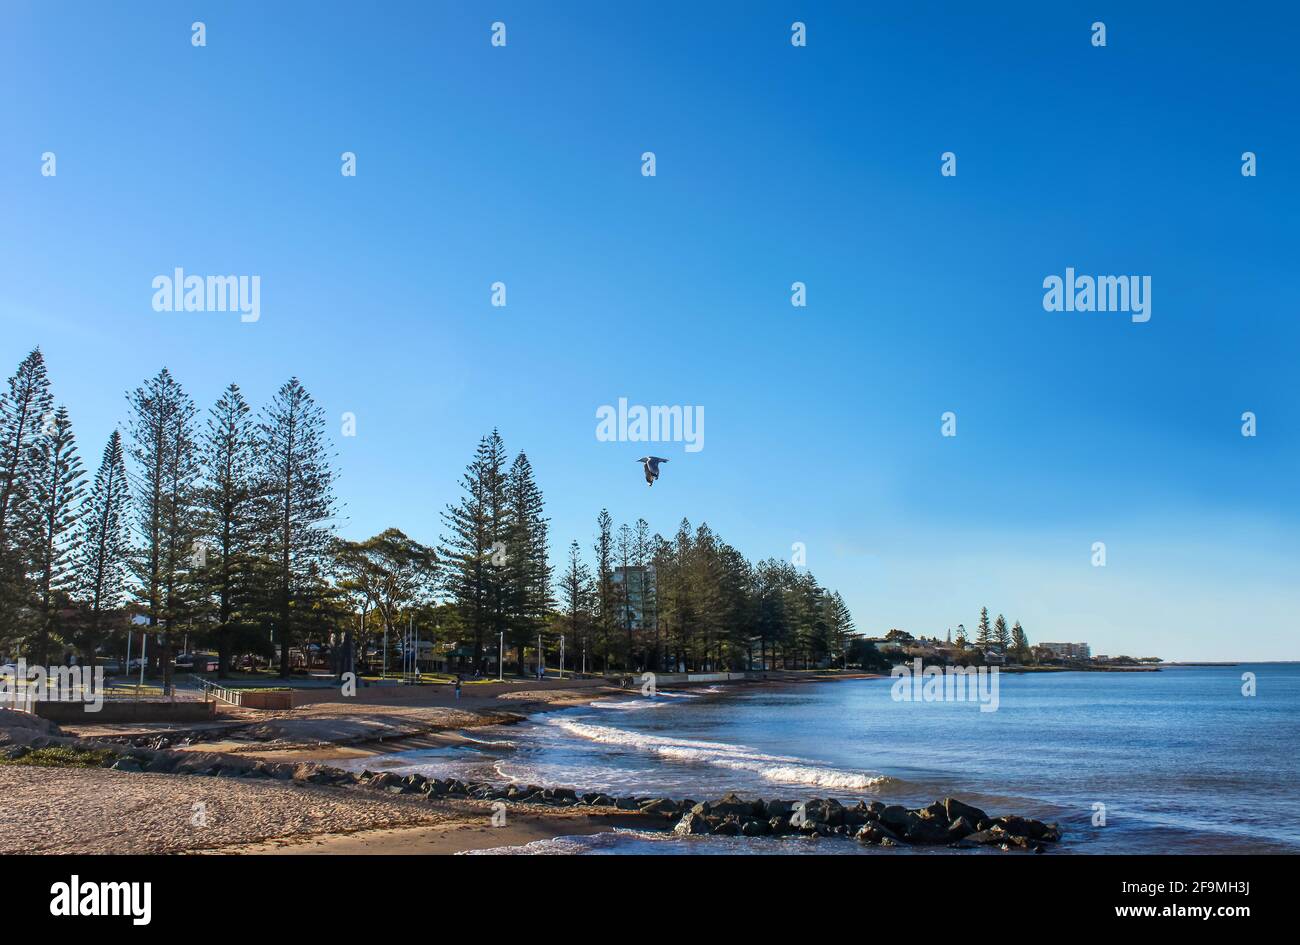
588, 699, 669, 710
549, 719, 888, 792
457, 734, 517, 747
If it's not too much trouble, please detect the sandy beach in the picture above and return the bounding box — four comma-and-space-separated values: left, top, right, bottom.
3, 673, 872, 854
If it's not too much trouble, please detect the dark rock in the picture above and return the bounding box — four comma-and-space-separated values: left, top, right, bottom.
712, 815, 743, 836
963, 826, 1009, 846
947, 816, 976, 840
741, 818, 769, 837
673, 811, 712, 836
0, 745, 29, 760
768, 815, 792, 835
809, 798, 846, 826
765, 799, 794, 818
144, 753, 178, 774
640, 798, 677, 816
855, 823, 901, 845
879, 805, 910, 832
708, 793, 755, 819
110, 757, 143, 772
903, 812, 952, 844
943, 797, 988, 825
615, 796, 640, 811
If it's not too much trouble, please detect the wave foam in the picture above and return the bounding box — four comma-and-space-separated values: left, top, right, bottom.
550, 719, 888, 792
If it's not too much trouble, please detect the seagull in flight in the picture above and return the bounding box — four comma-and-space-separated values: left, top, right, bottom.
638, 456, 668, 486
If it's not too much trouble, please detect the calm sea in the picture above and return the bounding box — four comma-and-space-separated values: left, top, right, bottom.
348, 664, 1300, 854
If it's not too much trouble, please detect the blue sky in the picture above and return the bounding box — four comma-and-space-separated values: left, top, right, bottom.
2, 2, 1296, 660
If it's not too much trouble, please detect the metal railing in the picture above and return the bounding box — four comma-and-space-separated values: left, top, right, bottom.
191, 675, 245, 706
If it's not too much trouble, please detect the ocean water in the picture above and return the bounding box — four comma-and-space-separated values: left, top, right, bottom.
349, 665, 1300, 855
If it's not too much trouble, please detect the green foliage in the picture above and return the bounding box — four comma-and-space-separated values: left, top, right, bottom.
1, 745, 116, 768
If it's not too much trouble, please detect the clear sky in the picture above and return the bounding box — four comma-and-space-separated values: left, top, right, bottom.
3, 2, 1296, 661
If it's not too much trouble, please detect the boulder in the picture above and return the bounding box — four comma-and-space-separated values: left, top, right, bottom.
855, 823, 900, 845
110, 757, 143, 772
879, 805, 910, 832
673, 811, 712, 836
614, 797, 641, 811
845, 802, 872, 826
903, 812, 951, 844
947, 816, 976, 840
639, 798, 677, 816
943, 797, 988, 825
768, 815, 792, 836
809, 798, 846, 827
712, 815, 743, 836
765, 799, 794, 818
291, 763, 331, 784
741, 818, 769, 837
145, 753, 180, 774
963, 826, 1009, 846
708, 793, 755, 819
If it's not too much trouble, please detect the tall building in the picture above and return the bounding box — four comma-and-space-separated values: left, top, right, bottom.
612, 565, 656, 630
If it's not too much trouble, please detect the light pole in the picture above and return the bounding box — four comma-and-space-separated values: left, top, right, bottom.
498, 630, 503, 681
559, 634, 565, 680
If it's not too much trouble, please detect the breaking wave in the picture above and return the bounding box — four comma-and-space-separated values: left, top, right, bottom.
549, 718, 889, 791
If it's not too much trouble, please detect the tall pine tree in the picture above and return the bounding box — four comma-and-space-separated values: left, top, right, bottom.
0, 348, 53, 646
258, 378, 335, 678
503, 451, 551, 674
559, 540, 593, 673
127, 368, 199, 694
199, 384, 259, 677
72, 430, 131, 665
994, 613, 1010, 650
28, 405, 84, 663
440, 431, 508, 670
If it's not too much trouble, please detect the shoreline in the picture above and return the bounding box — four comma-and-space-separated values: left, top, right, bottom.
3, 671, 885, 855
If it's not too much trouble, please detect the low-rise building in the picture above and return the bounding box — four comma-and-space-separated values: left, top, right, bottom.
1039, 641, 1092, 660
